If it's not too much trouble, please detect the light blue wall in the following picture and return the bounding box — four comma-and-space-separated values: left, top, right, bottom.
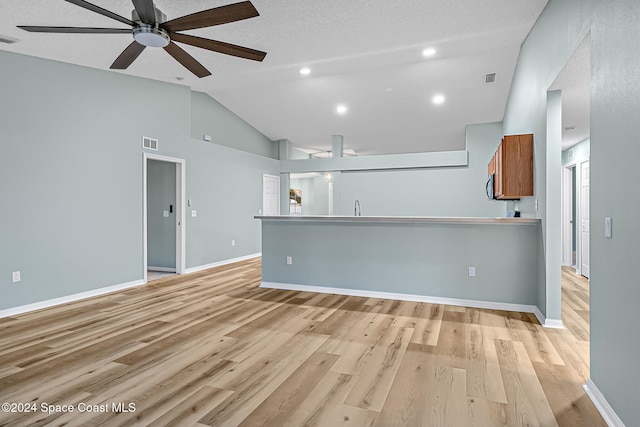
147, 159, 177, 269
339, 123, 505, 217
503, 0, 595, 321
505, 0, 640, 423
184, 140, 279, 267
0, 50, 279, 311
590, 1, 640, 423
290, 175, 325, 216
190, 91, 278, 159
262, 219, 539, 306
562, 138, 590, 166
285, 123, 504, 218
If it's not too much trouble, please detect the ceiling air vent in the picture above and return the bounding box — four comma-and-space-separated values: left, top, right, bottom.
142, 136, 158, 151
485, 73, 496, 84
0, 34, 19, 44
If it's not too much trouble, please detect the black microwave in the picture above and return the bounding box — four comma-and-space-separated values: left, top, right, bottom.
486, 173, 495, 200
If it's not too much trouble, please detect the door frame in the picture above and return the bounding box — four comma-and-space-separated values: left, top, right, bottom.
143, 153, 186, 282
579, 159, 590, 278
562, 156, 589, 276
561, 165, 575, 267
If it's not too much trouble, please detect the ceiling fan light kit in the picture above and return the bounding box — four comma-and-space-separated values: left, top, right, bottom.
133, 25, 169, 48
18, 0, 267, 78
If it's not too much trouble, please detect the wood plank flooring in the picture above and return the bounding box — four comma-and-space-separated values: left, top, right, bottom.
0, 261, 604, 426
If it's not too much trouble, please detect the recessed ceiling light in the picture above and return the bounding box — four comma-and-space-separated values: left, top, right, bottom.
336, 104, 348, 114
422, 48, 437, 57
299, 67, 311, 76
432, 94, 445, 105
384, 87, 393, 93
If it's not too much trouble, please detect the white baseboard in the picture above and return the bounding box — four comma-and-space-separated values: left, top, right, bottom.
0, 254, 262, 319
0, 279, 145, 319
147, 266, 177, 272
533, 306, 565, 329
185, 253, 261, 274
583, 379, 625, 427
260, 281, 546, 320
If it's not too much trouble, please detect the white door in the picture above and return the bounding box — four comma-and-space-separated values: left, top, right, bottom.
263, 175, 280, 216
580, 161, 590, 278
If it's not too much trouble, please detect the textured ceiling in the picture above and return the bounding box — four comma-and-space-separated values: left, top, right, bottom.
0, 0, 556, 155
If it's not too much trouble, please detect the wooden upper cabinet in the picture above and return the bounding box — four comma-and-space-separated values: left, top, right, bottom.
489, 134, 533, 200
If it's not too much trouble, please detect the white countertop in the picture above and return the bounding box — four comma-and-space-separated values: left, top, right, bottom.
254, 215, 540, 225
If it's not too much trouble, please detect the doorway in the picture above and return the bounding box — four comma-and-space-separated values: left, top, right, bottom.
262, 174, 280, 216
143, 153, 186, 282
563, 159, 589, 278
562, 165, 577, 268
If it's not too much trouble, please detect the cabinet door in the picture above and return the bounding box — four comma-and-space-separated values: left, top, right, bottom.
495, 141, 504, 198
488, 154, 496, 176
500, 134, 533, 199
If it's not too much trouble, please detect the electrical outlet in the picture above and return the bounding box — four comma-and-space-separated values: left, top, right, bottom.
468, 266, 476, 277
286, 256, 292, 265
191, 210, 197, 217
12, 271, 21, 283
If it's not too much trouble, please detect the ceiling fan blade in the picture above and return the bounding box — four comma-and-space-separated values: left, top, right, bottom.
111, 41, 146, 69
171, 33, 266, 62
18, 26, 131, 34
132, 0, 157, 25
162, 1, 259, 32
64, 0, 133, 26
164, 42, 211, 78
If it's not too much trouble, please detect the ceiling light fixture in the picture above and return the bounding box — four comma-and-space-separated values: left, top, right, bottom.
432, 94, 445, 105
299, 67, 311, 75
336, 104, 348, 114
422, 48, 437, 57
133, 25, 170, 48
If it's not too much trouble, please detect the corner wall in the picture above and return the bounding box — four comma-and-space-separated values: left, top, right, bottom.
505, 0, 640, 423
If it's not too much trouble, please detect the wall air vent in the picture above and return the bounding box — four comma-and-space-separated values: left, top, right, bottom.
485, 73, 496, 84
0, 34, 19, 44
142, 136, 158, 151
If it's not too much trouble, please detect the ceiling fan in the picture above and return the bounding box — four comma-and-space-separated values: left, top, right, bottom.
17, 0, 267, 78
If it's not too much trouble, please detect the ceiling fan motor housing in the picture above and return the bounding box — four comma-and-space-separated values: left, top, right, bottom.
132, 8, 167, 25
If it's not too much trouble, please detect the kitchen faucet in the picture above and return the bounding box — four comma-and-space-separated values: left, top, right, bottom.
354, 200, 361, 216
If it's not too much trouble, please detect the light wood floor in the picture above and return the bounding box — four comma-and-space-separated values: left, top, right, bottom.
0, 261, 604, 426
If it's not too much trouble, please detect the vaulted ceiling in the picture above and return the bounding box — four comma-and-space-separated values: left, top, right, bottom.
1, 0, 562, 155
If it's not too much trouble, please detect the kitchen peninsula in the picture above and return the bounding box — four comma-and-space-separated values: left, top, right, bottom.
256, 215, 543, 321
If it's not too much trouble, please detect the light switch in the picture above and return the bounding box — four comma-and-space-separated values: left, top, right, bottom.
191, 210, 197, 217
604, 217, 612, 238
163, 210, 169, 217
